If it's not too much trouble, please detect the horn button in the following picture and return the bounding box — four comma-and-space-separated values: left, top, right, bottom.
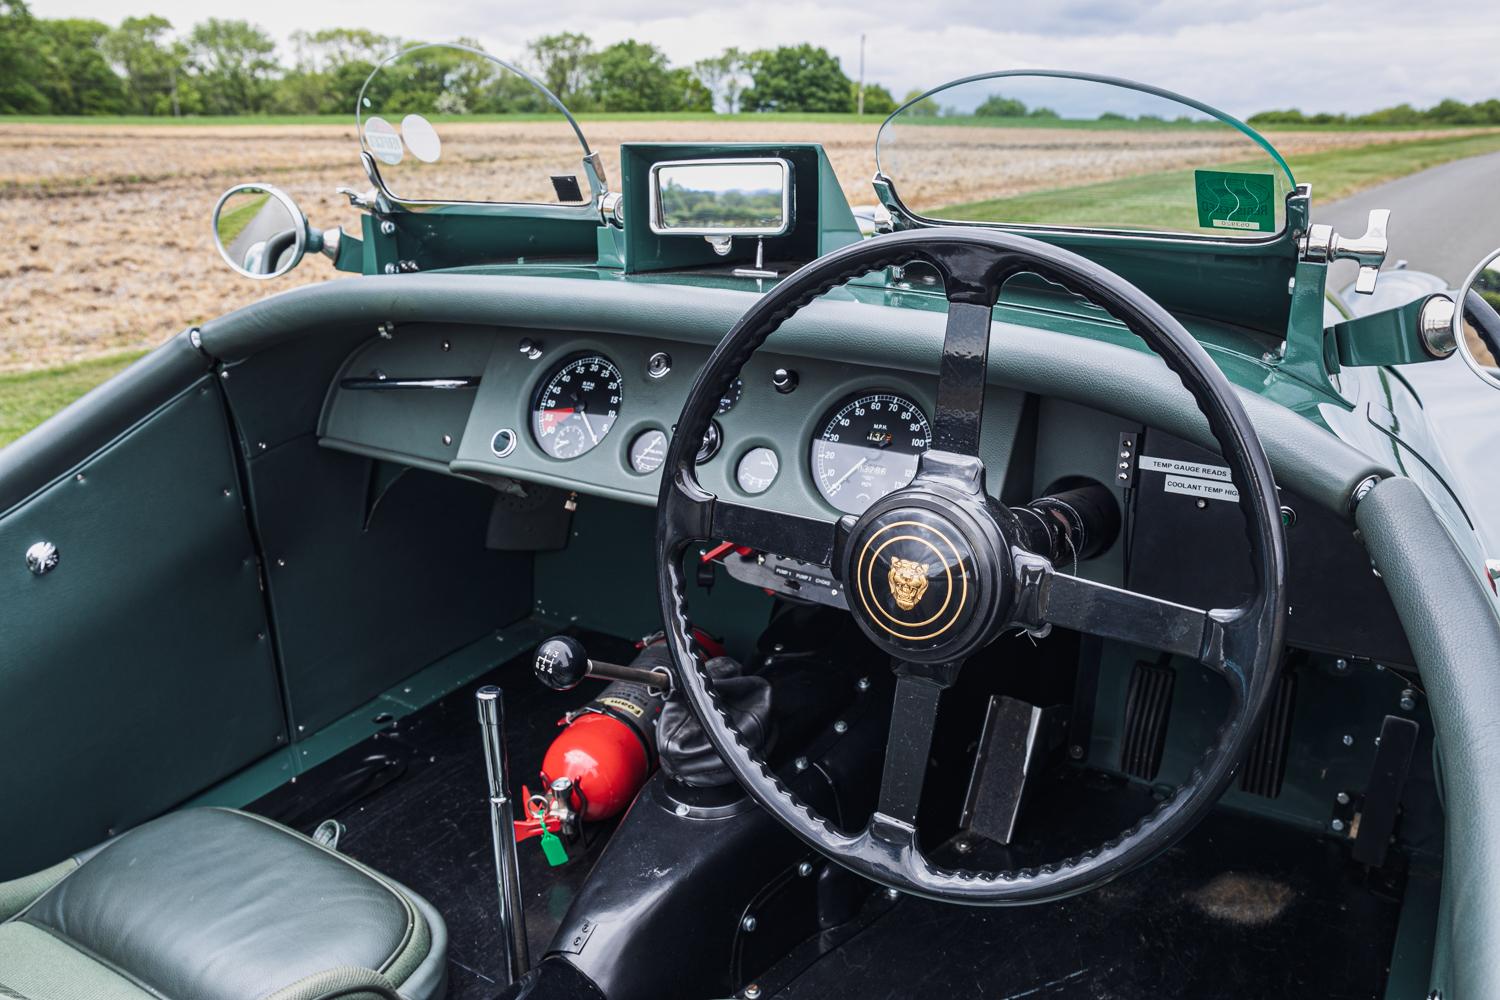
842, 488, 1011, 662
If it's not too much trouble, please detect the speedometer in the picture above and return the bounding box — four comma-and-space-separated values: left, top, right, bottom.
531, 353, 623, 460
810, 391, 932, 515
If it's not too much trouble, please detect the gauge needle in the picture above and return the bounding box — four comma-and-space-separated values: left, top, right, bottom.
578, 411, 600, 445
828, 457, 868, 492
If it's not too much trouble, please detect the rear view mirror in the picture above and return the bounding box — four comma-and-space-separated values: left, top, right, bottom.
648, 158, 792, 241
1456, 248, 1500, 390
212, 183, 309, 280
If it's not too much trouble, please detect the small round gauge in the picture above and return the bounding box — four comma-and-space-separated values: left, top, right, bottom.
531, 353, 623, 460
717, 378, 744, 415
629, 429, 668, 474
810, 391, 932, 515
736, 447, 779, 494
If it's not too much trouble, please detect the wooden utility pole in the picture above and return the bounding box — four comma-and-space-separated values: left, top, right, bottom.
857, 33, 866, 115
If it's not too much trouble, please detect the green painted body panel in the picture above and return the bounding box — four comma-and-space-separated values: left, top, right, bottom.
1333, 294, 1446, 367
331, 137, 1446, 444
209, 325, 537, 737
1281, 259, 1339, 395
0, 378, 284, 878
423, 260, 1351, 426
240, 439, 532, 735
188, 619, 552, 809
333, 227, 364, 273
616, 143, 860, 273
534, 499, 775, 662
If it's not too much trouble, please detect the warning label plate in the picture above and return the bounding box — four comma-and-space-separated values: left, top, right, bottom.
1163, 474, 1240, 503
1140, 456, 1232, 483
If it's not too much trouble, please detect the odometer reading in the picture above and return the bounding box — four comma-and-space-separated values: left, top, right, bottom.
811, 392, 931, 515
531, 354, 623, 460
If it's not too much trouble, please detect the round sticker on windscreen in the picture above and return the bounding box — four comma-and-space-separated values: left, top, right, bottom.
401, 114, 442, 164
363, 116, 404, 165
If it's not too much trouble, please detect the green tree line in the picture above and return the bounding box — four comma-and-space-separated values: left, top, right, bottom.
7, 0, 1492, 126
1249, 100, 1500, 127
0, 0, 898, 117
910, 90, 1500, 127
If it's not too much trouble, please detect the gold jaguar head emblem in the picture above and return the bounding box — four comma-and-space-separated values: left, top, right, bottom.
887, 557, 930, 612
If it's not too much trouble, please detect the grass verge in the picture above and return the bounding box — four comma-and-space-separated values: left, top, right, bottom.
939, 131, 1500, 229
1288, 131, 1500, 201
0, 351, 147, 449
214, 192, 270, 248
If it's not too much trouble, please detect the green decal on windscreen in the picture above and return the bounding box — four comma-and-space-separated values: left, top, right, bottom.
1194, 170, 1275, 232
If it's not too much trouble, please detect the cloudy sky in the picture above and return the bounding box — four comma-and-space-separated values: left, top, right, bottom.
33, 0, 1495, 116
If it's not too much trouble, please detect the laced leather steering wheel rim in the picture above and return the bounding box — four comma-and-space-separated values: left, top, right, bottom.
655, 228, 1286, 904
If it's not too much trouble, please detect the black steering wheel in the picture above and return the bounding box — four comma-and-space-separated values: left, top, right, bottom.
655, 228, 1286, 904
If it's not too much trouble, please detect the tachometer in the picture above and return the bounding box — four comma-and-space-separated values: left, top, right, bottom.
531, 353, 623, 460
810, 391, 932, 515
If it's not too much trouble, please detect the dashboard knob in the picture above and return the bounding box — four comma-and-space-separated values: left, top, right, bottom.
534, 636, 589, 690
771, 368, 798, 393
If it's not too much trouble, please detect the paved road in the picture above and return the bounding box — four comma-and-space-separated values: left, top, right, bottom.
1318, 149, 1500, 292
225, 197, 297, 274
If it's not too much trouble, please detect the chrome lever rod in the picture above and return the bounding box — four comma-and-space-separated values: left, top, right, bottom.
476, 685, 529, 985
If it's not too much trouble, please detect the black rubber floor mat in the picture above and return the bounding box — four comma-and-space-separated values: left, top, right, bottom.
249, 630, 639, 1000
771, 806, 1404, 1000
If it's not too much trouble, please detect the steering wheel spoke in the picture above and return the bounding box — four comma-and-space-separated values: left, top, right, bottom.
930, 300, 996, 458
1016, 555, 1248, 695
875, 661, 963, 826
712, 500, 843, 568
663, 470, 845, 569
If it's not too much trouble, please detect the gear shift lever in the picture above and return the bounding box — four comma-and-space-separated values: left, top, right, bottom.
534, 635, 672, 691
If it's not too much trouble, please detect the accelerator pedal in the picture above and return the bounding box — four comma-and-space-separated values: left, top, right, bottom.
1240, 669, 1298, 799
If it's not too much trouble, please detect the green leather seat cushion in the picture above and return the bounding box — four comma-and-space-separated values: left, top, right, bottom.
0, 808, 445, 1000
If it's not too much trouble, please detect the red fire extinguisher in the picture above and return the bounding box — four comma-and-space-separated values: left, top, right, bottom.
518, 631, 725, 851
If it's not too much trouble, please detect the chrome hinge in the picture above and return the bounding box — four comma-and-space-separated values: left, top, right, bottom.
598, 190, 624, 227
337, 185, 377, 210
583, 150, 609, 193
1300, 209, 1390, 295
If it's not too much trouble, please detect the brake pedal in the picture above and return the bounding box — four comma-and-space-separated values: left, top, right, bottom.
1120, 660, 1175, 781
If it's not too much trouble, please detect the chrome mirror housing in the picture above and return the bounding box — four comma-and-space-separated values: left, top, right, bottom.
647, 158, 793, 245
1454, 248, 1500, 390
211, 183, 313, 280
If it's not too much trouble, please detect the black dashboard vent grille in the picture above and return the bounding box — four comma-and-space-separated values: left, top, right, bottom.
1120, 660, 1175, 781
1240, 669, 1298, 799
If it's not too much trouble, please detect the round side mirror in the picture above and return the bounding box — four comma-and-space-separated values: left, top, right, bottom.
1456, 249, 1500, 389
212, 184, 308, 280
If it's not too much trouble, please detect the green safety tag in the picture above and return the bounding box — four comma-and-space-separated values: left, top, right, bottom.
1194, 170, 1275, 233
539, 827, 569, 867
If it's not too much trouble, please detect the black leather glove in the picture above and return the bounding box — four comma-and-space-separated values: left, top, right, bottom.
658, 656, 774, 788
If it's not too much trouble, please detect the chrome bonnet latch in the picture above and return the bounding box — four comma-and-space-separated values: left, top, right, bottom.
1301, 209, 1390, 294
